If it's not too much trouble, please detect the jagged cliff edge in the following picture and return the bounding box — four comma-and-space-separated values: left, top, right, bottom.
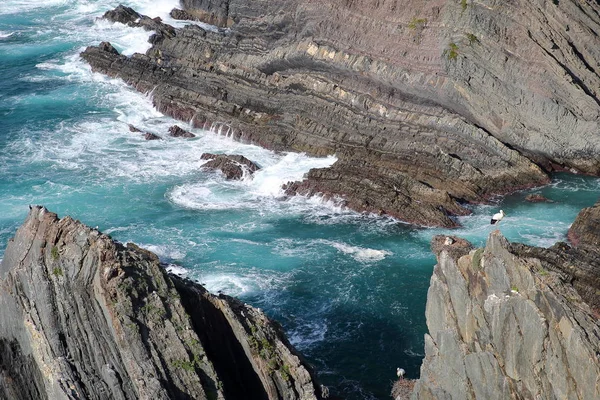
409, 203, 600, 400
0, 206, 323, 400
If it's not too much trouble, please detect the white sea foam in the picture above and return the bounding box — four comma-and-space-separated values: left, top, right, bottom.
165, 263, 188, 276
0, 0, 70, 15
199, 273, 256, 297
140, 243, 186, 260
318, 240, 392, 263
0, 31, 14, 39
288, 320, 328, 349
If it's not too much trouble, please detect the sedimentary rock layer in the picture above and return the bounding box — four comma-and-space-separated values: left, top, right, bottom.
78, 0, 600, 226
0, 207, 322, 400
411, 230, 600, 399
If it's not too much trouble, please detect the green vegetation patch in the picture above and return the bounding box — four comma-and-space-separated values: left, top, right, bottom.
472, 248, 484, 269
466, 33, 479, 45
447, 43, 459, 60
52, 266, 63, 277
408, 17, 427, 30
51, 246, 59, 260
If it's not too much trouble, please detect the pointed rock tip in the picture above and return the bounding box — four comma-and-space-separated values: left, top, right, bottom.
27, 205, 57, 222
486, 229, 510, 251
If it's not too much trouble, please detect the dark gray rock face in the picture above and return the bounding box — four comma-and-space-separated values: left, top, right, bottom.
201, 153, 260, 180
0, 207, 322, 400
411, 230, 600, 399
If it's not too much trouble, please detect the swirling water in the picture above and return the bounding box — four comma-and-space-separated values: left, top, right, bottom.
1, 1, 599, 399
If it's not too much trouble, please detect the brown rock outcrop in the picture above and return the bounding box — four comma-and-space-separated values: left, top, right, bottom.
201, 153, 261, 180
0, 207, 322, 400
568, 198, 600, 250
525, 193, 553, 203
81, 1, 600, 226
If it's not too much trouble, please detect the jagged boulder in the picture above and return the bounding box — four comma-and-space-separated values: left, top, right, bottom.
201, 153, 260, 180
411, 230, 600, 399
0, 207, 322, 400
102, 5, 176, 41
169, 125, 196, 138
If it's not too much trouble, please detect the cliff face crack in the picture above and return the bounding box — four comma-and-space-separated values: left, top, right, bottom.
528, 30, 600, 108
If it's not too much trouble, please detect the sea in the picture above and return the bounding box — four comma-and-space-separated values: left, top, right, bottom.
1, 1, 599, 399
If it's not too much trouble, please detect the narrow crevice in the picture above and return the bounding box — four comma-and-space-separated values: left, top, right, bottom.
566, 41, 597, 74
528, 31, 600, 107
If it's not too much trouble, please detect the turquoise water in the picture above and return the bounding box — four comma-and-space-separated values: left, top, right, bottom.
1, 2, 599, 399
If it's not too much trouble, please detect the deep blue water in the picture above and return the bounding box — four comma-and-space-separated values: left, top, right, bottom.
1, 2, 599, 399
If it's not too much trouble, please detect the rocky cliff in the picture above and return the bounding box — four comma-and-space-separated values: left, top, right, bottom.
0, 207, 323, 400
80, 1, 600, 227
410, 229, 600, 399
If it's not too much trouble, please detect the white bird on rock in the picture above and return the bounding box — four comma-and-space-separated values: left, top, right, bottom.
396, 367, 405, 380
490, 210, 505, 225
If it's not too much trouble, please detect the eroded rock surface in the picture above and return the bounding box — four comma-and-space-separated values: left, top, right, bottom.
411, 230, 600, 399
75, 0, 600, 226
0, 207, 322, 400
201, 153, 261, 180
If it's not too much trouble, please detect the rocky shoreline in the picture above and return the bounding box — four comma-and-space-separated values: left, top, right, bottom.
80, 1, 600, 227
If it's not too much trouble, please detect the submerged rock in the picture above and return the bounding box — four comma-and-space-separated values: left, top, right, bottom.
0, 207, 323, 400
201, 153, 260, 180
411, 227, 600, 399
144, 132, 162, 140
524, 193, 553, 203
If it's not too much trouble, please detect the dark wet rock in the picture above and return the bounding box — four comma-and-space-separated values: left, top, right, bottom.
170, 8, 201, 22
81, 1, 600, 226
0, 207, 323, 400
568, 198, 600, 251
128, 124, 142, 132
98, 41, 119, 54
525, 193, 553, 203
283, 160, 470, 228
102, 5, 176, 42
169, 125, 196, 138
144, 132, 162, 140
201, 153, 260, 180
412, 229, 600, 399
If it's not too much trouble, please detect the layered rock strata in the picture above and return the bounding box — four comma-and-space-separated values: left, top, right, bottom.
77, 0, 600, 226
0, 207, 322, 400
411, 230, 600, 399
